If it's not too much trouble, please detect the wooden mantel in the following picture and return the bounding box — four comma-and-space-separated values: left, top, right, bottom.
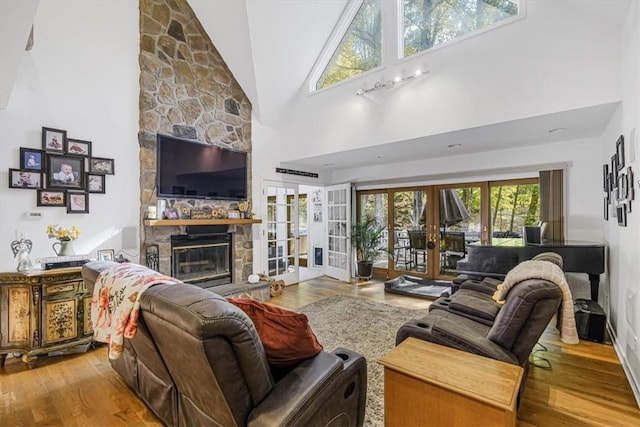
143, 218, 262, 227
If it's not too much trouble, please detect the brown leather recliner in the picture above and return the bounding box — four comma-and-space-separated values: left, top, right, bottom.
396, 278, 562, 397
83, 261, 367, 427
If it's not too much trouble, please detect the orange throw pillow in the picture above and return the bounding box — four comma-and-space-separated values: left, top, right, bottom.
227, 298, 323, 367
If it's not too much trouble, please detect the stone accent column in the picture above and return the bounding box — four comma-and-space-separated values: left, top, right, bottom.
139, 0, 253, 282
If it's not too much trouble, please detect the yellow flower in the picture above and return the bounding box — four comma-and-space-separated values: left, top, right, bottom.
47, 225, 81, 241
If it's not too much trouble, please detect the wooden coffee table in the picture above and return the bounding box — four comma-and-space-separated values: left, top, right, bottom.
378, 337, 523, 426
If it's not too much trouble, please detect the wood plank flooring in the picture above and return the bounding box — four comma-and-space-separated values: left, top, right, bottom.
1, 276, 639, 426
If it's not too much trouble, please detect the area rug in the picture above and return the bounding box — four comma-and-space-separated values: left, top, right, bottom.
298, 296, 422, 427
384, 275, 452, 299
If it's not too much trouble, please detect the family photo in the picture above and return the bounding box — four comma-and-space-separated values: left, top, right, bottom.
42, 127, 67, 152
20, 148, 44, 171
9, 169, 41, 189
46, 154, 85, 189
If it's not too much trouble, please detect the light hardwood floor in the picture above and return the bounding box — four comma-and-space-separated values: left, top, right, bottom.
1, 276, 639, 426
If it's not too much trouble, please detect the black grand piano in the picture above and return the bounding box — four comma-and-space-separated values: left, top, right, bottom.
456, 238, 606, 301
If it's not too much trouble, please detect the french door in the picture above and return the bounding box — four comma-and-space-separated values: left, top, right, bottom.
263, 181, 299, 284
325, 184, 351, 282
358, 183, 489, 280
388, 187, 440, 278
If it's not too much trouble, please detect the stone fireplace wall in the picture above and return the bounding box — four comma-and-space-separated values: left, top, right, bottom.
139, 0, 254, 281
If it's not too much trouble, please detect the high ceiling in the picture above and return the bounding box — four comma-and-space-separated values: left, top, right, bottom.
190, 0, 632, 171
1, 1, 633, 169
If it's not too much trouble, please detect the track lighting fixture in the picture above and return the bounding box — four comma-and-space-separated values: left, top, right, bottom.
356, 69, 430, 95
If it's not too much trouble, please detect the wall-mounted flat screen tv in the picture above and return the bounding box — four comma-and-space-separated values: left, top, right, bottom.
157, 134, 248, 201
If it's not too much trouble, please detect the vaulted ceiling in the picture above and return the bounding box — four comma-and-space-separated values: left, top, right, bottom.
189, 0, 347, 126
1, 1, 634, 169
190, 0, 633, 171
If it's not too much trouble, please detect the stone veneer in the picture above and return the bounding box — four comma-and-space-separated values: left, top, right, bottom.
139, 0, 254, 281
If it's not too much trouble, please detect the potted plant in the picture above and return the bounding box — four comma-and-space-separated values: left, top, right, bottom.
351, 215, 390, 279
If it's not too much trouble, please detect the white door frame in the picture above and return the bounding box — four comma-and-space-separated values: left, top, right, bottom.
262, 180, 299, 285
325, 183, 352, 282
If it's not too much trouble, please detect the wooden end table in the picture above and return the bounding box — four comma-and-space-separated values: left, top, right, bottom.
378, 337, 523, 426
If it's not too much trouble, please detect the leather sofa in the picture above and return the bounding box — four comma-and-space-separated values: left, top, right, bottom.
83, 261, 367, 427
396, 272, 563, 396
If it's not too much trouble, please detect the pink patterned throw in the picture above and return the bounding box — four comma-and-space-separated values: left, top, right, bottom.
91, 263, 180, 359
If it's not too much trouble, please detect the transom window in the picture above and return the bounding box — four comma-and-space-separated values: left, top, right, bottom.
312, 0, 521, 91
316, 0, 383, 91
403, 0, 519, 58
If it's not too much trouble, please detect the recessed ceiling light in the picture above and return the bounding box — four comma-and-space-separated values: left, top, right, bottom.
548, 127, 566, 134
447, 143, 462, 148
323, 163, 333, 167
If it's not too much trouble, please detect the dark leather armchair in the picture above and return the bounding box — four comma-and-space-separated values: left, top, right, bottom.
83, 261, 367, 427
396, 277, 562, 395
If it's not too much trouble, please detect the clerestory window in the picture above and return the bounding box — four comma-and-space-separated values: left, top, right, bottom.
403, 0, 519, 58
312, 0, 521, 91
316, 0, 383, 91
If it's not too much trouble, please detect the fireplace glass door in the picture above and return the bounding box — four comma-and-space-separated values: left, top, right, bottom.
171, 234, 232, 288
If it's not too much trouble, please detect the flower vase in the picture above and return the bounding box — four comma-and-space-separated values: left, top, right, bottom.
52, 240, 75, 256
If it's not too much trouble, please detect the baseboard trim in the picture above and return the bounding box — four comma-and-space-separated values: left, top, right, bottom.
608, 322, 640, 408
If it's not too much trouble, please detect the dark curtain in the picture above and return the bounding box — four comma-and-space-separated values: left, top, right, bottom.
539, 169, 564, 241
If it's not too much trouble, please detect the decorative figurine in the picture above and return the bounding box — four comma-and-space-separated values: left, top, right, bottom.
11, 238, 34, 272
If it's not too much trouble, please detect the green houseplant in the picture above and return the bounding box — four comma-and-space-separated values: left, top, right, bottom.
351, 215, 390, 279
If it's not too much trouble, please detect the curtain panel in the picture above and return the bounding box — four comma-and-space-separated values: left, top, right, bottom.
539, 169, 564, 241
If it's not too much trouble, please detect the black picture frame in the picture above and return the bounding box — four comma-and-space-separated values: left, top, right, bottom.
617, 204, 627, 227
46, 154, 85, 190
89, 157, 115, 175
611, 155, 618, 188
37, 190, 66, 207
603, 196, 609, 220
602, 164, 609, 193
87, 173, 105, 193
8, 169, 42, 189
66, 138, 92, 157
42, 127, 67, 153
617, 174, 627, 201
616, 135, 625, 171
67, 191, 89, 214
20, 148, 45, 171
628, 166, 635, 201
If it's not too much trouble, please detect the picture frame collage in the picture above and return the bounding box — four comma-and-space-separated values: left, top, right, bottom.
8, 127, 115, 214
603, 134, 634, 226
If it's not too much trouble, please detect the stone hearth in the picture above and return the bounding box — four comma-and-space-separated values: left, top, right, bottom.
138, 0, 254, 283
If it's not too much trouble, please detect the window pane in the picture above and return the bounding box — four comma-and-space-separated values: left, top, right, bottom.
316, 0, 383, 90
439, 186, 480, 275
392, 190, 429, 274
403, 0, 519, 57
490, 183, 540, 239
359, 192, 389, 268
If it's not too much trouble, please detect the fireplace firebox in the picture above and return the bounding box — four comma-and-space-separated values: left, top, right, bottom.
171, 233, 232, 288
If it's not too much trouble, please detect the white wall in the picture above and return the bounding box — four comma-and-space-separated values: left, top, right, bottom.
278, 0, 623, 162
603, 0, 640, 401
0, 1, 139, 271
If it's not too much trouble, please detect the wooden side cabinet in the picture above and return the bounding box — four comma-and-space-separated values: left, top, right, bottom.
0, 267, 93, 368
